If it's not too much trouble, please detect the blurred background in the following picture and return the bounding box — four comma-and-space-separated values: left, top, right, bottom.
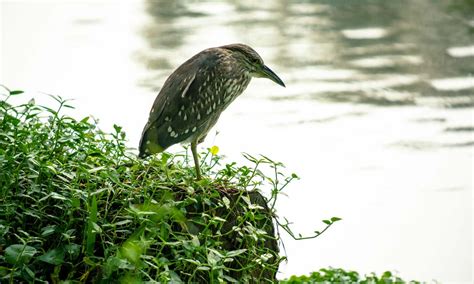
1, 0, 473, 282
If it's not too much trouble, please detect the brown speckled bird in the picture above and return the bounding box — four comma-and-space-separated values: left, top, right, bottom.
139, 43, 285, 179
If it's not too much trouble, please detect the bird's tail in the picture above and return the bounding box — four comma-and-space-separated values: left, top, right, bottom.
138, 126, 165, 158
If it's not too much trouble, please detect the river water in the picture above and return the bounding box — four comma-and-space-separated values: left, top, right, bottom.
1, 0, 473, 282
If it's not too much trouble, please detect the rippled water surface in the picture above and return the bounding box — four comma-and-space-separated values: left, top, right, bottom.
2, 0, 473, 282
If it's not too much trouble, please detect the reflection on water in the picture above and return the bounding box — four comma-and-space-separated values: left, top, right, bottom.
138, 0, 474, 111
341, 27, 389, 39
430, 77, 474, 91
1, 0, 473, 282
448, 45, 474, 57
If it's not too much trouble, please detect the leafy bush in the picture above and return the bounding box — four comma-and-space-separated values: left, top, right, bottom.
1, 87, 340, 282
282, 268, 421, 284
0, 87, 429, 283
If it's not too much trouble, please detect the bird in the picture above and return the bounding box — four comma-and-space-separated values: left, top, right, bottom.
139, 43, 285, 180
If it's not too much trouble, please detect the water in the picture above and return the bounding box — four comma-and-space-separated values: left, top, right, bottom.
1, 0, 473, 282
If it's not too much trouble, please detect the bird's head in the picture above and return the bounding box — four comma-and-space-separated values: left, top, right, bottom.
221, 43, 286, 87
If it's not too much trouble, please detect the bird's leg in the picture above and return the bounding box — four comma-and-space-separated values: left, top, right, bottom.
190, 141, 202, 180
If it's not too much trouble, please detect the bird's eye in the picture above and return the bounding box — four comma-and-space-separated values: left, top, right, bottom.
252, 58, 260, 65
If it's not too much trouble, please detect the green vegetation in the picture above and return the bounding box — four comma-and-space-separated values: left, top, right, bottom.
0, 87, 340, 282
0, 87, 422, 283
282, 268, 420, 283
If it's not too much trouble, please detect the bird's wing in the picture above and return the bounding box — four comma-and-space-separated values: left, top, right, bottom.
143, 50, 219, 130
138, 71, 196, 154
139, 49, 222, 156
146, 73, 196, 130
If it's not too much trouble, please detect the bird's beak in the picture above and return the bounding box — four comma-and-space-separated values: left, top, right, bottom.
260, 65, 286, 87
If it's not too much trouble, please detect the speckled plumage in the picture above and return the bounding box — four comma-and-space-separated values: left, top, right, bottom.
140, 44, 256, 156
138, 43, 285, 178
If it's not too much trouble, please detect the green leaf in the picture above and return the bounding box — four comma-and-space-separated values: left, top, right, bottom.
104, 256, 132, 276
161, 152, 171, 166
168, 270, 182, 283
226, 249, 247, 257
330, 217, 342, 222
184, 258, 201, 265
222, 196, 231, 209
207, 249, 222, 266
37, 248, 65, 265
212, 216, 227, 222
64, 243, 81, 258
260, 253, 273, 262
0, 224, 10, 238
41, 225, 56, 237
86, 195, 98, 256
120, 240, 142, 265
222, 275, 239, 283
22, 265, 35, 281
248, 203, 264, 210
88, 166, 105, 173
5, 244, 37, 265
190, 235, 200, 247
322, 219, 331, 225
92, 222, 102, 233
80, 116, 90, 123
113, 220, 133, 226
113, 124, 122, 133
241, 195, 251, 206
50, 192, 67, 201
9, 90, 24, 95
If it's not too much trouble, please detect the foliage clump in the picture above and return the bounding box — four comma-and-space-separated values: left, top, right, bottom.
0, 87, 427, 283
282, 268, 421, 284
0, 88, 299, 282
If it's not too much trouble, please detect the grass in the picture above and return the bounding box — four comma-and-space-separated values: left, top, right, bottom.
0, 86, 423, 283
